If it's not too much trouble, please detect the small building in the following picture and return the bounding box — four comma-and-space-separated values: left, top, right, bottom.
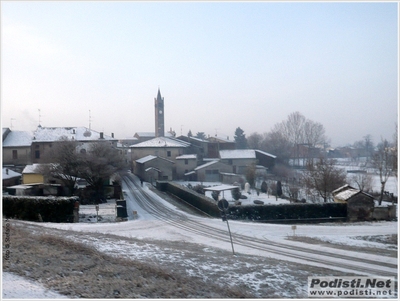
2, 168, 22, 190
332, 184, 375, 221
193, 160, 232, 182
219, 149, 276, 174
135, 155, 175, 182
22, 164, 45, 184
175, 154, 197, 180
130, 137, 190, 172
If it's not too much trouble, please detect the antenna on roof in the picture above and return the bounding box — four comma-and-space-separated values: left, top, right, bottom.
10, 118, 16, 129
38, 109, 42, 127
89, 110, 92, 130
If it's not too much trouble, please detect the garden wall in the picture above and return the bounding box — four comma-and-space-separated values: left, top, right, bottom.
157, 181, 347, 223
157, 181, 220, 217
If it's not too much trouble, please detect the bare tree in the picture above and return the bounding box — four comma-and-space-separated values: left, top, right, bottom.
304, 119, 327, 147
247, 132, 263, 149
372, 139, 395, 205
349, 172, 373, 193
262, 130, 292, 165
78, 142, 127, 202
39, 136, 83, 196
302, 157, 347, 202
392, 123, 398, 180
273, 112, 327, 165
274, 111, 306, 148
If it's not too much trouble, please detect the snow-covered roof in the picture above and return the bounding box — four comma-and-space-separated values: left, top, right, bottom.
189, 136, 209, 143
332, 184, 355, 195
145, 167, 161, 173
219, 149, 256, 159
22, 164, 46, 174
135, 132, 173, 138
2, 131, 33, 147
2, 168, 22, 179
176, 154, 197, 160
131, 137, 190, 148
204, 184, 239, 192
33, 126, 116, 142
209, 135, 233, 143
334, 188, 361, 201
136, 155, 157, 164
255, 150, 277, 159
194, 160, 220, 171
333, 185, 374, 202
6, 184, 33, 190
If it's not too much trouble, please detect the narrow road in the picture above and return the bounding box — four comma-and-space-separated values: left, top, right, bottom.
122, 174, 397, 277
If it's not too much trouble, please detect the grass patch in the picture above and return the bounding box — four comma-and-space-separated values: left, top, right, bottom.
3, 222, 252, 298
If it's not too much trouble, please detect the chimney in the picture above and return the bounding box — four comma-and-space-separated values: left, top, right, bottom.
100, 132, 104, 139
112, 133, 114, 138
6, 169, 8, 175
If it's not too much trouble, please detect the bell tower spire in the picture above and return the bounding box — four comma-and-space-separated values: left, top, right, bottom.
155, 88, 165, 137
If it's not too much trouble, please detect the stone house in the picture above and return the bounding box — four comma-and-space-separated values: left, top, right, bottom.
130, 137, 190, 173
31, 126, 117, 163
175, 154, 197, 179
219, 149, 276, 174
2, 128, 33, 167
332, 184, 375, 221
135, 155, 175, 182
193, 160, 232, 182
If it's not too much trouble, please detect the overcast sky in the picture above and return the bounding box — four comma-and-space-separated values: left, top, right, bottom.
1, 1, 398, 147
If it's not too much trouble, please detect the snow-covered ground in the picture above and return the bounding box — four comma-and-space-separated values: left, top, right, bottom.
2, 272, 68, 299
3, 180, 397, 299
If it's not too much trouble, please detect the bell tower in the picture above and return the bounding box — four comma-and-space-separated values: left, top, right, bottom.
154, 88, 164, 137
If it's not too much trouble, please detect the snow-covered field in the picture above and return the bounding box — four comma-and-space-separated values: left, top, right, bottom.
3, 177, 398, 299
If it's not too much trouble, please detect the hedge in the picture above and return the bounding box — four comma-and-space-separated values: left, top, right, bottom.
3, 196, 78, 223
227, 203, 347, 223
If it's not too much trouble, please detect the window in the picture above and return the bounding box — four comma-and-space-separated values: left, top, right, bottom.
12, 150, 18, 160
167, 151, 171, 157
228, 159, 233, 165
35, 150, 40, 159
184, 159, 188, 165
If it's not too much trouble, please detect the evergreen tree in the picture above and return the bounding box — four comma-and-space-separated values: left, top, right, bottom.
231, 187, 241, 201
276, 181, 282, 197
188, 130, 193, 137
196, 132, 206, 140
234, 127, 247, 149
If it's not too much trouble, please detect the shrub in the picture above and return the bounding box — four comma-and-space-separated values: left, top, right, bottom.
3, 196, 77, 223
